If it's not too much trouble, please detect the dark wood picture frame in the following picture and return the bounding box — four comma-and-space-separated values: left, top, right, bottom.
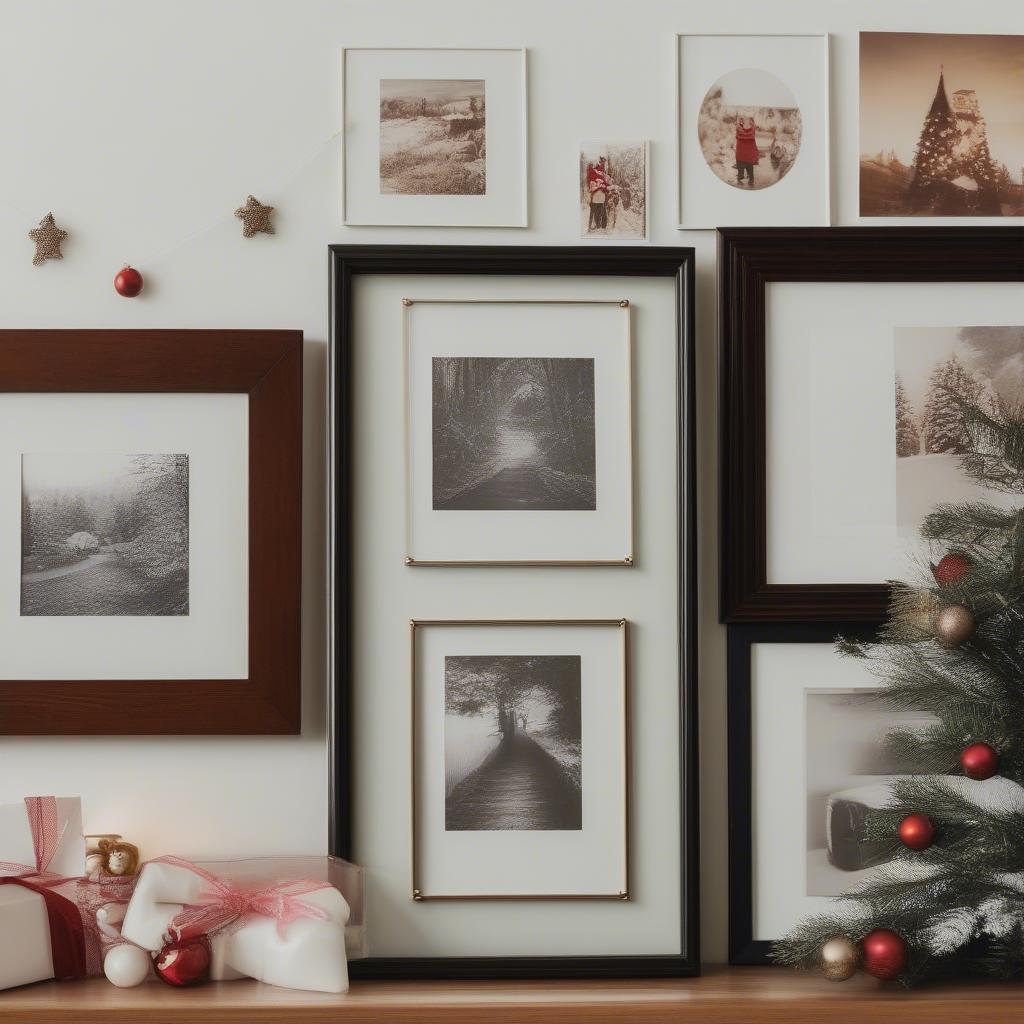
718, 227, 1024, 623
728, 622, 877, 965
328, 245, 699, 979
0, 330, 302, 735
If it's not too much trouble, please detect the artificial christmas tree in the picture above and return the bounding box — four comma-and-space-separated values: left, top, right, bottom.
774, 381, 1024, 985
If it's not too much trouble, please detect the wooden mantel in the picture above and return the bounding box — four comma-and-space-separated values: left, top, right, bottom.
1, 967, 1022, 1023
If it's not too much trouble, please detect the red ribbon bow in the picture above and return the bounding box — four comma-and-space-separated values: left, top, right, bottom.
154, 856, 333, 942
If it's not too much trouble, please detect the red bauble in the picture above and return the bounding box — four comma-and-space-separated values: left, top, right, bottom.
898, 812, 936, 851
960, 742, 999, 781
154, 935, 211, 987
933, 552, 971, 587
114, 265, 144, 297
860, 928, 907, 980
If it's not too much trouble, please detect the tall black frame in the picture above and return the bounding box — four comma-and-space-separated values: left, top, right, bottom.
328, 245, 698, 979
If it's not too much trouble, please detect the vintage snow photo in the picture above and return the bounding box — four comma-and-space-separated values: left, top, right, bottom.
21, 453, 189, 617
580, 141, 647, 239
444, 654, 582, 832
379, 79, 486, 195
860, 33, 1024, 217
697, 67, 802, 190
894, 326, 1024, 531
432, 356, 597, 511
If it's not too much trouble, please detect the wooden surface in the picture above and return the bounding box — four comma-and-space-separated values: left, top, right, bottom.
2, 967, 1023, 1023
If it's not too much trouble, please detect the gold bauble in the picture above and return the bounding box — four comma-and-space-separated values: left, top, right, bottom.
933, 603, 976, 648
819, 934, 861, 981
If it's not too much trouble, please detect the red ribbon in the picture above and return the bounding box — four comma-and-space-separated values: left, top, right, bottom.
154, 856, 333, 942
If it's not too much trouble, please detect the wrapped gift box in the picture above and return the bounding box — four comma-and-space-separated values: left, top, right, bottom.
0, 797, 86, 991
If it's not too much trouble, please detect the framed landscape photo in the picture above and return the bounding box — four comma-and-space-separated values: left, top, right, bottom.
676, 34, 830, 229
342, 47, 527, 227
0, 330, 302, 735
329, 245, 697, 978
412, 619, 627, 901
405, 298, 633, 565
718, 227, 1024, 622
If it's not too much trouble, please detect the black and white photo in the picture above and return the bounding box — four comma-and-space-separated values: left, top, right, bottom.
432, 356, 596, 511
444, 654, 582, 832
21, 453, 189, 617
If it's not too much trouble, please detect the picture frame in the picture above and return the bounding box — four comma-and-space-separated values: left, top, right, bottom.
718, 227, 1024, 623
342, 47, 528, 227
675, 33, 830, 229
328, 245, 698, 978
579, 141, 649, 242
411, 618, 628, 902
0, 329, 302, 735
727, 622, 881, 965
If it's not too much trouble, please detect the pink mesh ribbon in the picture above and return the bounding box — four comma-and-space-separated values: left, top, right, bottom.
155, 856, 333, 942
0, 796, 65, 878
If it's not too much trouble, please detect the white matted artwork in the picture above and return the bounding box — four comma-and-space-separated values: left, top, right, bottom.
404, 299, 633, 565
342, 48, 527, 226
0, 393, 248, 680
675, 34, 830, 228
412, 619, 627, 900
579, 141, 648, 241
765, 281, 1024, 586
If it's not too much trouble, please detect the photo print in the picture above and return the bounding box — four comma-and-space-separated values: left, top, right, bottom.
379, 78, 486, 196
860, 32, 1024, 217
21, 453, 189, 617
431, 356, 596, 511
579, 141, 647, 239
444, 654, 582, 832
894, 326, 1024, 531
698, 67, 802, 190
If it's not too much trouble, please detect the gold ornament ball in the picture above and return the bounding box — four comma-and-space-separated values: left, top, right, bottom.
933, 604, 976, 648
820, 935, 861, 981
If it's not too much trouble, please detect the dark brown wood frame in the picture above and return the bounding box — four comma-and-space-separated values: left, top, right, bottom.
719, 227, 1024, 623
0, 330, 302, 735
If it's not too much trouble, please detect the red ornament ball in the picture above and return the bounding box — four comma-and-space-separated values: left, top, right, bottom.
114, 265, 144, 298
154, 935, 211, 987
860, 928, 907, 980
933, 552, 971, 587
960, 742, 999, 781
898, 812, 936, 851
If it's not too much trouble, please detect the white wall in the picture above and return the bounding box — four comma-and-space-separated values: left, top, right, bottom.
1, 0, 1019, 964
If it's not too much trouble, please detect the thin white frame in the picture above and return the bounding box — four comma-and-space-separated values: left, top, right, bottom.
674, 33, 832, 230
578, 140, 651, 243
341, 47, 529, 228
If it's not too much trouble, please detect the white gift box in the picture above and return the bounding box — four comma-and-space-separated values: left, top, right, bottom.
0, 798, 85, 991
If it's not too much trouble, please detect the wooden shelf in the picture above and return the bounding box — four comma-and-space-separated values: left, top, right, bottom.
1, 966, 1023, 1023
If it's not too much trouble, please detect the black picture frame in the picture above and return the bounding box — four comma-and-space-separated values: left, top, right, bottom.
718, 227, 1024, 623
328, 245, 699, 979
727, 622, 878, 965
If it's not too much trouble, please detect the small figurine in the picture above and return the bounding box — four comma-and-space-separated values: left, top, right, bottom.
100, 839, 141, 877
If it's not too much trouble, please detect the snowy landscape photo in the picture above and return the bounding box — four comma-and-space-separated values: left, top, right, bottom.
860, 33, 1024, 217
894, 326, 1024, 531
444, 654, 582, 832
431, 356, 597, 511
379, 78, 486, 195
21, 453, 189, 617
697, 67, 802, 191
579, 141, 647, 239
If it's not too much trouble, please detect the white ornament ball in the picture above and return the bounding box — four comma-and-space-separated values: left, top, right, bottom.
104, 944, 151, 987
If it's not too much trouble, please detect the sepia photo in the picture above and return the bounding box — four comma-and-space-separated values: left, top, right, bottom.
580, 141, 647, 239
860, 33, 1024, 217
697, 67, 802, 190
432, 356, 596, 511
21, 453, 189, 617
444, 654, 582, 832
894, 326, 1024, 531
379, 78, 486, 196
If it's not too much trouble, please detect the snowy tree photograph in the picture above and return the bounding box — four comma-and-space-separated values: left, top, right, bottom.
444, 654, 582, 832
579, 141, 647, 239
432, 356, 596, 511
21, 453, 189, 616
894, 326, 1024, 531
379, 79, 485, 195
860, 33, 1024, 217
